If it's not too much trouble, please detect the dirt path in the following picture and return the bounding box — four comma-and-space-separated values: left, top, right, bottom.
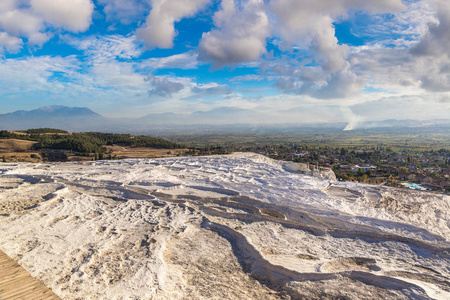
0, 250, 60, 300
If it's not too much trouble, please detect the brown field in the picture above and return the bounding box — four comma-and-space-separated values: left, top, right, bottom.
0, 140, 187, 163
0, 152, 42, 163
10, 131, 28, 135
0, 139, 37, 151
11, 131, 71, 136
105, 145, 187, 159
0, 140, 42, 162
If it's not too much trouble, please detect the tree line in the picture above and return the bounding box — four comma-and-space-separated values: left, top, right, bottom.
0, 129, 183, 155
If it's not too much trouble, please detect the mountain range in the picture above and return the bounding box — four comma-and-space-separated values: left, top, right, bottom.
0, 105, 449, 133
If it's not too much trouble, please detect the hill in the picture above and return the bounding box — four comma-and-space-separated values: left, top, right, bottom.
0, 106, 104, 131
0, 139, 37, 151
0, 130, 184, 162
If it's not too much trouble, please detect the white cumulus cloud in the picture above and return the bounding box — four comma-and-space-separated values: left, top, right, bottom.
31, 0, 94, 32
409, 0, 450, 92
348, 0, 450, 94
268, 0, 405, 69
0, 9, 44, 37
198, 0, 270, 67
265, 0, 406, 99
137, 0, 210, 49
0, 31, 22, 53
0, 0, 93, 52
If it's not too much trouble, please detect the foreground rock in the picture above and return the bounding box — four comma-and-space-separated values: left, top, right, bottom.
0, 153, 449, 299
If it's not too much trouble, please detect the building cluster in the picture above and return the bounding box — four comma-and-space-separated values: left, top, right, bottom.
265, 147, 450, 193
193, 144, 450, 193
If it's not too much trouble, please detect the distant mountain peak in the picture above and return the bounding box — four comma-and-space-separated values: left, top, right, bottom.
29, 105, 100, 116
0, 105, 104, 131
37, 105, 67, 112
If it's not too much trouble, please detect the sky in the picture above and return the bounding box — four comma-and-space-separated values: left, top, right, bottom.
0, 0, 449, 125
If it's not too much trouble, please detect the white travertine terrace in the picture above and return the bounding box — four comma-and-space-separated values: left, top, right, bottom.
0, 153, 449, 299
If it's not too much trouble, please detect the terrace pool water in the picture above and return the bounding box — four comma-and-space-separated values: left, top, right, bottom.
404, 183, 427, 190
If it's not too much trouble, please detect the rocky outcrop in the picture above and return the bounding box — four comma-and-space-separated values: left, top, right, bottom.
281, 161, 337, 181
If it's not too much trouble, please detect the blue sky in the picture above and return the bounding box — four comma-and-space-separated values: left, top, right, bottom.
0, 0, 449, 125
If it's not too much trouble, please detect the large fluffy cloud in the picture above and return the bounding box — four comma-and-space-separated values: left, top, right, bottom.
411, 0, 450, 57
410, 0, 450, 92
0, 0, 93, 52
312, 63, 365, 99
269, 0, 405, 42
0, 2, 47, 50
137, 0, 210, 49
31, 0, 94, 32
196, 0, 407, 97
0, 31, 22, 53
267, 0, 406, 98
198, 0, 270, 67
348, 0, 450, 94
0, 8, 43, 37
310, 16, 349, 72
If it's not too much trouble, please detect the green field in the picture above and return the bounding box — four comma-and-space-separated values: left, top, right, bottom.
166, 127, 450, 152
